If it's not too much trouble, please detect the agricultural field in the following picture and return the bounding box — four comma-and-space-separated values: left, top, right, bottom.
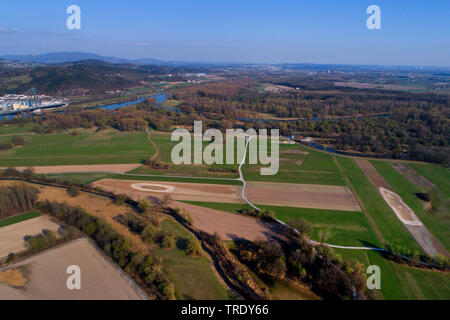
0, 128, 154, 167
0, 124, 34, 136
0, 211, 41, 228
130, 132, 346, 186
0, 238, 145, 300
371, 160, 450, 251
336, 249, 450, 300
242, 145, 346, 186
10, 180, 233, 300
336, 157, 423, 252
0, 214, 61, 258
153, 218, 233, 300
183, 201, 380, 248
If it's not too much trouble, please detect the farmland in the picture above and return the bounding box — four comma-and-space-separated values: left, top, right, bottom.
0, 238, 145, 300
153, 219, 233, 300
183, 201, 380, 248
336, 157, 423, 252
134, 132, 346, 186
0, 128, 154, 166
0, 211, 41, 228
0, 123, 448, 301
35, 181, 232, 299
371, 160, 450, 251
336, 249, 450, 300
0, 214, 61, 258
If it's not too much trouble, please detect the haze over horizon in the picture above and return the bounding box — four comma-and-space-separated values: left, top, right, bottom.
0, 0, 449, 67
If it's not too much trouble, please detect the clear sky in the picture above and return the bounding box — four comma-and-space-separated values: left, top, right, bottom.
0, 0, 449, 66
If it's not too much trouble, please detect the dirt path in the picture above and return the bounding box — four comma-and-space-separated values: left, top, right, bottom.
355, 159, 392, 191
147, 130, 160, 162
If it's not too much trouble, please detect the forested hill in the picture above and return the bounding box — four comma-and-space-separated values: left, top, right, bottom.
0, 61, 206, 96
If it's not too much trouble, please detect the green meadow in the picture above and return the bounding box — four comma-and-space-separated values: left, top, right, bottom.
0, 128, 155, 166
371, 160, 450, 251
150, 132, 345, 185
336, 249, 450, 300
336, 157, 422, 252
0, 211, 41, 228
0, 123, 34, 135
153, 218, 233, 300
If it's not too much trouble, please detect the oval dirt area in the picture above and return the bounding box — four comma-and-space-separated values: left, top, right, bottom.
131, 183, 175, 193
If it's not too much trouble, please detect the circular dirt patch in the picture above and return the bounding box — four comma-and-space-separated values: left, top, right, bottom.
131, 183, 175, 193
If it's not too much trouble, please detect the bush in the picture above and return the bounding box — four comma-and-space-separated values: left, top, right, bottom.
22, 167, 36, 178
67, 187, 81, 197
138, 199, 152, 214
141, 225, 157, 243
160, 234, 176, 249
186, 238, 203, 257
10, 136, 27, 146
288, 218, 312, 235
0, 140, 14, 150
114, 194, 128, 206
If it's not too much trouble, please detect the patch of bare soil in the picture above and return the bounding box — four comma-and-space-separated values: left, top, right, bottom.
0, 215, 61, 259
280, 150, 310, 156
93, 179, 243, 204
247, 182, 361, 212
0, 238, 144, 300
171, 201, 284, 242
355, 159, 392, 191
0, 269, 26, 287
390, 163, 436, 189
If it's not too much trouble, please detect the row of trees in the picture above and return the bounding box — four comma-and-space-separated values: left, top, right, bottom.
38, 200, 175, 299
0, 184, 39, 218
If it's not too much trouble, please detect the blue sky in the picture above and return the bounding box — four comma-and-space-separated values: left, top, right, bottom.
0, 0, 449, 66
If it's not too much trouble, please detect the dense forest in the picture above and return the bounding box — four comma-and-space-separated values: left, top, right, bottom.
0, 60, 206, 96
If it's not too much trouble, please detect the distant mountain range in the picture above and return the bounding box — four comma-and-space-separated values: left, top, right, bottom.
1, 52, 165, 65
2, 52, 449, 71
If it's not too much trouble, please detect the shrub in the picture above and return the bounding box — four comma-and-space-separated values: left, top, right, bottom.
22, 167, 36, 178
160, 234, 176, 249
288, 218, 312, 235
138, 199, 152, 214
114, 194, 128, 206
67, 187, 81, 197
0, 140, 14, 150
186, 238, 203, 257
10, 136, 27, 146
